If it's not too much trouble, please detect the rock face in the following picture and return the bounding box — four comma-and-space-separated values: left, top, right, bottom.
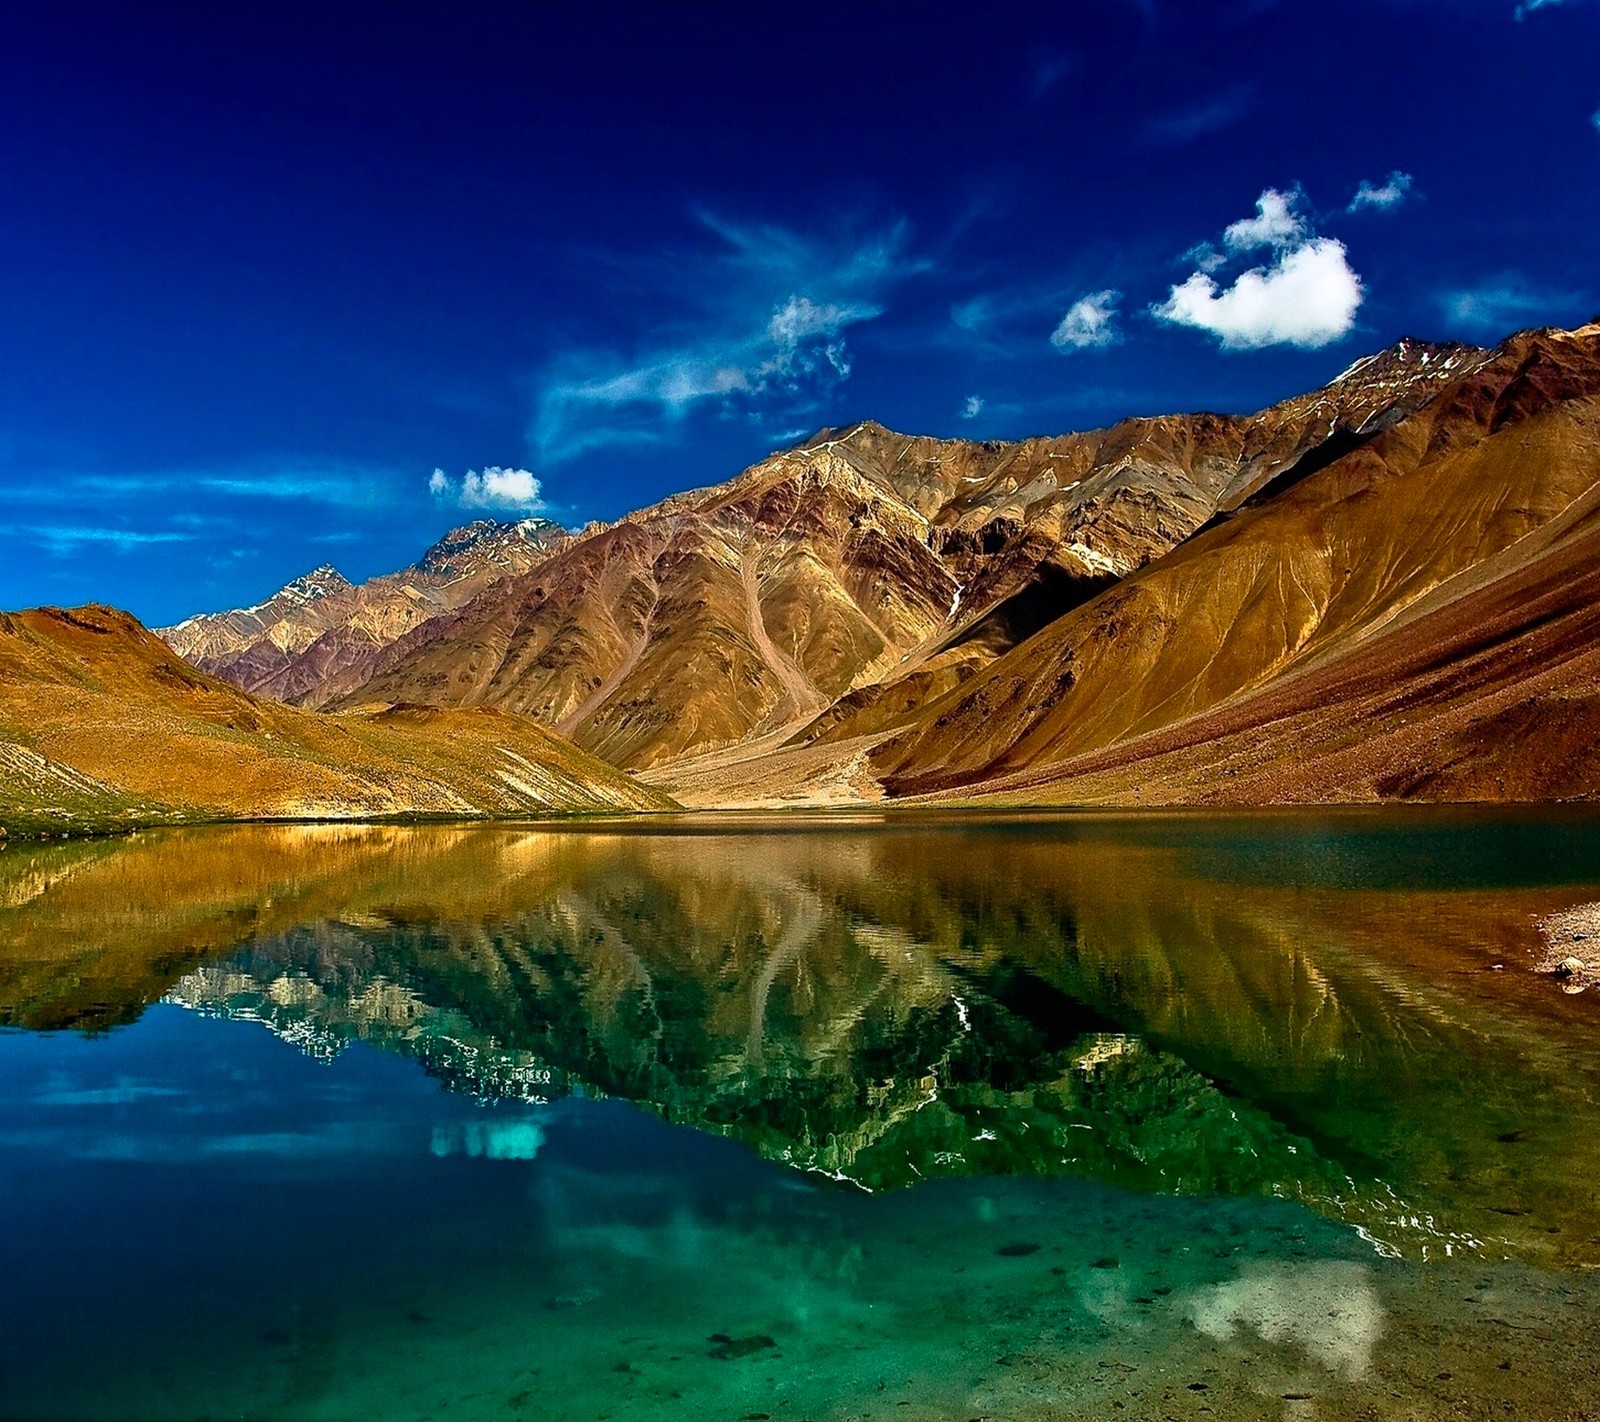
0, 603, 677, 835
159, 518, 568, 708
331, 339, 1479, 769
867, 322, 1600, 805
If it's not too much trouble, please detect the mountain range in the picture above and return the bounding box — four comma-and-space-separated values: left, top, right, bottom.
160, 517, 568, 707
4, 318, 1599, 830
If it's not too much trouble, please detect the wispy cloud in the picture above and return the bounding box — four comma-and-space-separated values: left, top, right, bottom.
1153, 187, 1363, 349
6, 524, 201, 554
1051, 290, 1123, 351
531, 214, 926, 462
952, 282, 1104, 356
428, 466, 546, 511
950, 293, 1046, 354
1031, 49, 1075, 98
961, 394, 985, 419
1514, 0, 1578, 18
1144, 85, 1255, 146
1438, 273, 1588, 334
1347, 171, 1415, 213
16, 462, 397, 510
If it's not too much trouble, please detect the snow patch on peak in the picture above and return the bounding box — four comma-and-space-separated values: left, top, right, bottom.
279, 565, 353, 602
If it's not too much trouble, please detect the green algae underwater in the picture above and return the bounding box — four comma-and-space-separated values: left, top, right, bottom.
1, 810, 1598, 1421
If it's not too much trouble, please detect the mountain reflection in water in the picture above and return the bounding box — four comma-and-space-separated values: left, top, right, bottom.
4, 811, 1600, 1267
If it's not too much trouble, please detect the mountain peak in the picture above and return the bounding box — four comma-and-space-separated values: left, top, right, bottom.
1330, 337, 1487, 390
279, 565, 353, 602
417, 517, 566, 575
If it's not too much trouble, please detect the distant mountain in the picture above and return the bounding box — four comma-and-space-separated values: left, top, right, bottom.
159, 517, 568, 708
0, 602, 675, 836
860, 321, 1600, 805
328, 338, 1479, 770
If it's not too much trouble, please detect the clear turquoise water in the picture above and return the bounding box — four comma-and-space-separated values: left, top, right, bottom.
1, 810, 1598, 1419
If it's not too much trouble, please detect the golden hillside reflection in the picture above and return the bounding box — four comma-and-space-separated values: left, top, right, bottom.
4, 812, 1600, 1264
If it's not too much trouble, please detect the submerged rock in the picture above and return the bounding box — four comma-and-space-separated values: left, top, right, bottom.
707, 1333, 777, 1361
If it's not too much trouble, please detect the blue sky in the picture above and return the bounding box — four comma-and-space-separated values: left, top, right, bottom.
2, 0, 1597, 624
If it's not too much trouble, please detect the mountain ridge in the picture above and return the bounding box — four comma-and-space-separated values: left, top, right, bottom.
310, 334, 1484, 769
159, 516, 569, 707
25, 319, 1596, 819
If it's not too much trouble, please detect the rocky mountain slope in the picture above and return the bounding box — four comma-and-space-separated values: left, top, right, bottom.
159, 517, 567, 708
0, 603, 675, 836
325, 339, 1480, 769
141, 321, 1600, 808
861, 321, 1600, 805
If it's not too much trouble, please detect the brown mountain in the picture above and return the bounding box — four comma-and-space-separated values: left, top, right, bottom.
860, 320, 1600, 805
159, 517, 568, 708
0, 603, 675, 837
331, 339, 1479, 770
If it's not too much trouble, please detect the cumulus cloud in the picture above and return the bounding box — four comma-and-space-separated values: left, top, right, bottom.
1051, 290, 1122, 351
1223, 187, 1309, 251
1153, 187, 1363, 350
1348, 171, 1415, 213
429, 466, 546, 511
532, 215, 922, 461
961, 394, 984, 419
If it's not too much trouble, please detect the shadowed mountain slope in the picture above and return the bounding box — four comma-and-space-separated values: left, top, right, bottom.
0, 604, 675, 835
866, 322, 1600, 805
335, 341, 1478, 769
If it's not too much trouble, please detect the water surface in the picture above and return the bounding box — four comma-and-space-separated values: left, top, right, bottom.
2, 810, 1598, 1419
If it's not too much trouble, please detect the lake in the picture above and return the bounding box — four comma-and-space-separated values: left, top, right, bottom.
2, 810, 1598, 1420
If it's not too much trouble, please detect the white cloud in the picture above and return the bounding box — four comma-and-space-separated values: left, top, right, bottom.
430, 466, 546, 511
765, 295, 872, 347
1051, 290, 1123, 351
1155, 240, 1362, 350
1593, 106, 1600, 132
531, 215, 922, 461
961, 395, 984, 419
1515, 0, 1574, 18
1223, 187, 1308, 252
1348, 171, 1414, 213
1154, 188, 1363, 350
